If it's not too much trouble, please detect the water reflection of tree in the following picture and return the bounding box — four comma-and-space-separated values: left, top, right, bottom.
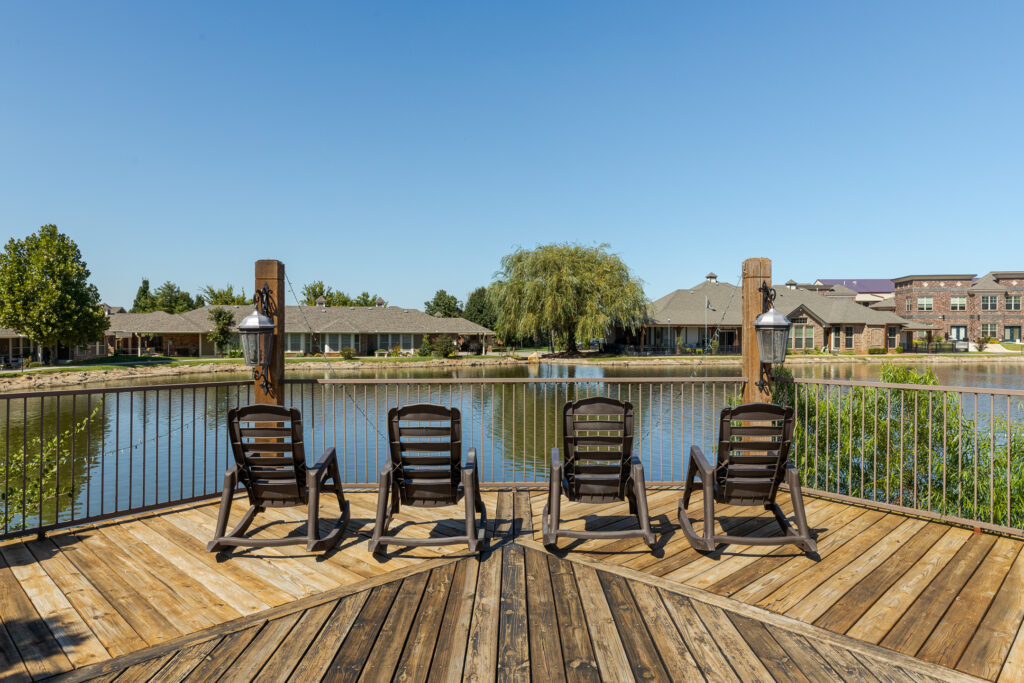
1, 396, 105, 532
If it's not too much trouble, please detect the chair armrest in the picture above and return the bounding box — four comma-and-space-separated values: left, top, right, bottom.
550, 447, 562, 472
465, 446, 478, 470
310, 447, 337, 471
629, 453, 645, 473
308, 447, 337, 484
689, 445, 714, 476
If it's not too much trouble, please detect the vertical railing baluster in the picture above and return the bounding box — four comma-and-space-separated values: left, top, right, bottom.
56, 395, 61, 525
990, 394, 995, 524
973, 393, 979, 518
913, 392, 918, 510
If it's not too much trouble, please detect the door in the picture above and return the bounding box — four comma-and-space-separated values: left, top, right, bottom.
949, 326, 967, 341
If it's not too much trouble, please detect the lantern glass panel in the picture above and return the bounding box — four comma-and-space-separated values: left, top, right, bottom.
240, 331, 259, 366
260, 331, 274, 368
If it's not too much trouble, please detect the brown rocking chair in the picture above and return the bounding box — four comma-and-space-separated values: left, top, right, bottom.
368, 404, 486, 556
208, 404, 349, 553
679, 402, 817, 554
542, 396, 656, 549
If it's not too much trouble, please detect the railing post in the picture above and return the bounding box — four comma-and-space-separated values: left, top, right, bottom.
742, 257, 773, 404
254, 260, 285, 405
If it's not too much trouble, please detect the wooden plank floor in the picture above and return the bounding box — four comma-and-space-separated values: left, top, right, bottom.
0, 490, 498, 681
528, 488, 1024, 682
44, 492, 976, 683
0, 488, 1020, 681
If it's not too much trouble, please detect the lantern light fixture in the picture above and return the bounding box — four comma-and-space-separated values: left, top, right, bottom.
237, 284, 276, 393
753, 281, 792, 392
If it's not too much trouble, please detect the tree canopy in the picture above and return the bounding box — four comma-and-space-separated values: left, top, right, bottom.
132, 278, 203, 313
200, 284, 248, 306
0, 225, 109, 361
424, 289, 463, 318
207, 307, 236, 353
463, 286, 497, 330
300, 281, 383, 307
490, 243, 647, 354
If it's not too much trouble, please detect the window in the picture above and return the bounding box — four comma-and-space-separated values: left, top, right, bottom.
1006, 295, 1021, 311
322, 333, 359, 353
981, 323, 998, 338
906, 298, 912, 312
844, 326, 854, 349
1005, 327, 1021, 342
917, 296, 933, 312
788, 324, 814, 350
981, 295, 998, 311
285, 333, 310, 353
376, 333, 413, 352
950, 296, 966, 312
887, 327, 898, 348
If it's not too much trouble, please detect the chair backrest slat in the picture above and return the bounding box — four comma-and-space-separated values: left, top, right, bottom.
562, 397, 634, 503
388, 404, 462, 506
228, 404, 307, 508
715, 403, 793, 506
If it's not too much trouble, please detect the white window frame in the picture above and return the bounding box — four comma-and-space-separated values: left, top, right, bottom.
950, 296, 966, 312
980, 323, 998, 338
917, 296, 933, 312
377, 333, 413, 352
949, 325, 967, 341
285, 333, 309, 353
1006, 295, 1021, 311
981, 295, 998, 311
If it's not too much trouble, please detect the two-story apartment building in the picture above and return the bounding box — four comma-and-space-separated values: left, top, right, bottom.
893, 272, 1024, 343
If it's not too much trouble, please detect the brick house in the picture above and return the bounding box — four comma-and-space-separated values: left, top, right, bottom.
620, 276, 909, 354
893, 272, 1024, 343
103, 304, 495, 357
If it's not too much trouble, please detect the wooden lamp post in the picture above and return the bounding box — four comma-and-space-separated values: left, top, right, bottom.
741, 257, 791, 404
238, 260, 285, 405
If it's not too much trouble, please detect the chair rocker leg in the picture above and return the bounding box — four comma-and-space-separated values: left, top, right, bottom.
463, 469, 486, 554
678, 479, 716, 553
306, 477, 350, 553
631, 466, 656, 548
542, 466, 562, 548
208, 467, 250, 552
368, 469, 394, 556
786, 467, 818, 554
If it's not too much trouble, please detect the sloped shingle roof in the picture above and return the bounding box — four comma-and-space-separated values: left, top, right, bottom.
649, 281, 908, 328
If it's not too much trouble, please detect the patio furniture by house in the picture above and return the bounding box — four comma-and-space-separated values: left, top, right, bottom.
368, 403, 486, 555
679, 402, 817, 554
542, 396, 656, 549
207, 404, 349, 553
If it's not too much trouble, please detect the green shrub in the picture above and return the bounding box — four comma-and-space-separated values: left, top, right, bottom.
433, 336, 457, 358
894, 346, 903, 353
227, 348, 243, 358
975, 336, 992, 352
388, 345, 402, 357
868, 347, 886, 355
25, 361, 43, 368
417, 336, 434, 357
341, 347, 356, 360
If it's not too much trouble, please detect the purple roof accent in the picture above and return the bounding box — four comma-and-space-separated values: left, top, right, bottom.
815, 278, 894, 293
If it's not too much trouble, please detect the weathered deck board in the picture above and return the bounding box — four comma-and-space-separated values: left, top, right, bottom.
1, 489, 1017, 681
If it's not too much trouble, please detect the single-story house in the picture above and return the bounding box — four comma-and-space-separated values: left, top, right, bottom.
611, 274, 911, 354
105, 303, 496, 357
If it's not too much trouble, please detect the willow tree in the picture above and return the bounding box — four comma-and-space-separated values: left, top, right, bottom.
490, 243, 647, 354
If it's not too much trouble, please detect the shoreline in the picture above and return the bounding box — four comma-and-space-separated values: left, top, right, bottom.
1, 352, 1022, 393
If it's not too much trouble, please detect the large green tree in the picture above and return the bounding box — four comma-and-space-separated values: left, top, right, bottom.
490, 243, 647, 354
0, 225, 109, 363
132, 278, 202, 313
463, 286, 497, 330
424, 289, 462, 318
132, 278, 155, 312
207, 307, 236, 354
200, 284, 248, 306
300, 280, 353, 307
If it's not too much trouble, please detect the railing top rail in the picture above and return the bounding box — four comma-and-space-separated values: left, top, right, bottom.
780, 376, 1024, 398
314, 376, 747, 386
0, 379, 253, 400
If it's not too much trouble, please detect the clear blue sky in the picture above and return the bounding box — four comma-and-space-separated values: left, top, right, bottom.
2, 2, 1022, 309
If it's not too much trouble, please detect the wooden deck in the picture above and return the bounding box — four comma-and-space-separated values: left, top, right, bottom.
0, 488, 1020, 681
